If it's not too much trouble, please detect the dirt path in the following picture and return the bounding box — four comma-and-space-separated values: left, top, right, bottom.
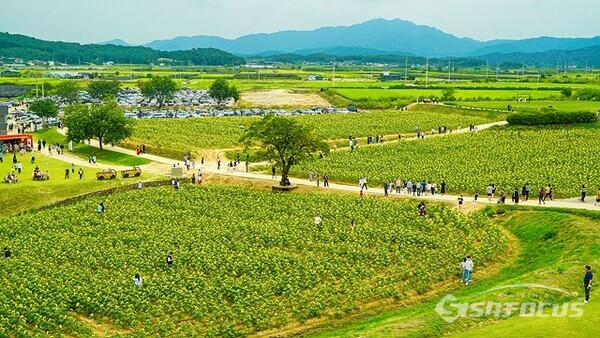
52, 123, 600, 211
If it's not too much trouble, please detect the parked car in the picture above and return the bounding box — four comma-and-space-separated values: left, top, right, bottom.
121, 166, 142, 178
96, 169, 117, 180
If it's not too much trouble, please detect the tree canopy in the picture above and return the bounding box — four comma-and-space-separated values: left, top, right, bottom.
63, 101, 133, 150
54, 80, 80, 104
240, 115, 328, 186
209, 78, 240, 106
139, 76, 178, 109
28, 98, 58, 119
88, 80, 121, 101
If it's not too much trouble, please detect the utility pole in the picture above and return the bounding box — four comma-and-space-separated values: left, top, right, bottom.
425, 59, 429, 88
486, 60, 489, 79
332, 58, 336, 87
404, 57, 408, 82
448, 59, 451, 81
496, 63, 499, 81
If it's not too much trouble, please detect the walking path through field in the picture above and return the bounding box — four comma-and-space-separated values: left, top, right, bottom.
52, 126, 600, 212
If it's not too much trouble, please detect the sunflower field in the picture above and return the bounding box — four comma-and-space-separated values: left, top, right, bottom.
0, 185, 505, 336
291, 125, 600, 198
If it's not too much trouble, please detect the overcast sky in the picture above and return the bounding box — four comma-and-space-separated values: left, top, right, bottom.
1, 0, 599, 44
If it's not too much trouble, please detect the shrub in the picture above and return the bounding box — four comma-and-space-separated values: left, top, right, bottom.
506, 111, 598, 126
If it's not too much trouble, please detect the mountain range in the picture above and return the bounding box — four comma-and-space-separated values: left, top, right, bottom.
139, 19, 600, 58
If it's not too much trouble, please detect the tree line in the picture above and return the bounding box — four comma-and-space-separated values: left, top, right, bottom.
0, 33, 245, 66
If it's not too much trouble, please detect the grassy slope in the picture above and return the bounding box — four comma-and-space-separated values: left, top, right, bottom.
33, 128, 150, 166
0, 152, 157, 217
310, 207, 600, 337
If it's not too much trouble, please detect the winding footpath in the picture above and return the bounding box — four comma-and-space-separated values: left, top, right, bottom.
52, 124, 600, 212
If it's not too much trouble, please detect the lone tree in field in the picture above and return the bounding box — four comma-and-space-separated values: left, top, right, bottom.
88, 79, 121, 101
209, 78, 240, 107
63, 101, 133, 150
240, 115, 328, 186
28, 98, 58, 128
139, 76, 178, 109
441, 87, 456, 101
54, 80, 81, 104
561, 87, 573, 98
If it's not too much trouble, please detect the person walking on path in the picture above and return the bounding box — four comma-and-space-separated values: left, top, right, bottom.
538, 187, 546, 205
544, 184, 553, 202
78, 168, 84, 180
584, 265, 593, 303
64, 168, 70, 179
383, 181, 389, 196
512, 187, 520, 204
487, 184, 494, 201
441, 180, 446, 195
309, 170, 314, 182
133, 274, 143, 286
271, 165, 276, 179
596, 187, 600, 207
580, 184, 588, 202
458, 196, 464, 211
522, 183, 530, 201
316, 172, 321, 187
323, 174, 329, 187
464, 256, 474, 285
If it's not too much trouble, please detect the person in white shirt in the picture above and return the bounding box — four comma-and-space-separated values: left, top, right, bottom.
137, 181, 143, 190
133, 274, 143, 286
314, 215, 322, 225
460, 258, 467, 283
464, 256, 474, 285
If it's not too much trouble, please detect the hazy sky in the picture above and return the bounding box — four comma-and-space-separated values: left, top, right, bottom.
1, 0, 599, 44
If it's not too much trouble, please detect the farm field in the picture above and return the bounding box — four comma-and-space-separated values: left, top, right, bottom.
314, 208, 600, 337
123, 105, 506, 159
290, 123, 600, 198
450, 100, 600, 113
335, 88, 563, 101
0, 185, 506, 337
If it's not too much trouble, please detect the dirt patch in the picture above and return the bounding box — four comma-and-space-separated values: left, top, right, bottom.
241, 89, 330, 108
76, 314, 131, 337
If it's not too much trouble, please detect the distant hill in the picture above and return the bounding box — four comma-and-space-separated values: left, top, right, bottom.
144, 18, 600, 58
470, 36, 600, 56
476, 45, 600, 67
0, 33, 244, 66
97, 39, 130, 46
145, 18, 481, 57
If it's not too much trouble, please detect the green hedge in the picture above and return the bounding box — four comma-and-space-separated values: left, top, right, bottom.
506, 111, 598, 125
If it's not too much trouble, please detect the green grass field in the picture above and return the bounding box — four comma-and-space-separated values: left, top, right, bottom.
0, 151, 131, 217
33, 128, 151, 166
335, 88, 563, 101
449, 100, 600, 113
